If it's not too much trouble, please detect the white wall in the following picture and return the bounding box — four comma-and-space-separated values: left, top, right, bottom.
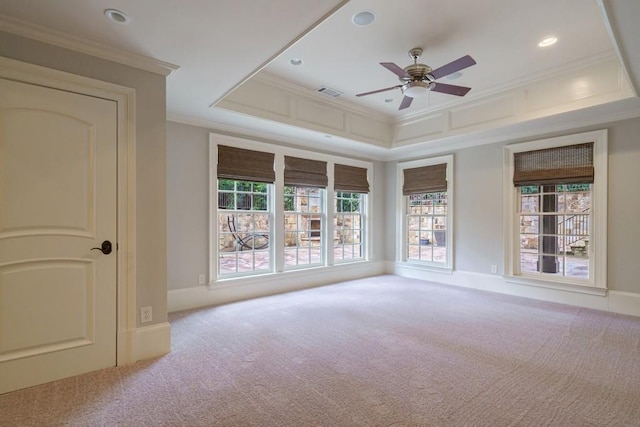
168, 115, 640, 315
607, 118, 640, 293
383, 161, 398, 262
166, 122, 210, 290
166, 121, 387, 294
387, 116, 640, 296
158, 97, 640, 315
453, 143, 504, 274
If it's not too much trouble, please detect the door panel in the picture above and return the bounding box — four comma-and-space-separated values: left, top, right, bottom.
0, 109, 96, 238
0, 78, 117, 393
0, 259, 94, 359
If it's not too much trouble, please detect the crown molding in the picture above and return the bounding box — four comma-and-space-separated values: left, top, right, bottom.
170, 94, 640, 164
167, 112, 389, 161
400, 51, 620, 124
385, 97, 640, 161
238, 50, 620, 128
0, 14, 179, 76
252, 72, 395, 124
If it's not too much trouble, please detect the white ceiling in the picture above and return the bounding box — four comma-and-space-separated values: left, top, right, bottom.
1, 0, 639, 158
262, 0, 616, 118
0, 0, 347, 117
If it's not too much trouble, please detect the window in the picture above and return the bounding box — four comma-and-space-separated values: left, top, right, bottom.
518, 184, 590, 279
284, 186, 324, 268
217, 180, 271, 276
283, 156, 328, 269
334, 192, 365, 262
215, 144, 275, 278
504, 130, 607, 291
333, 163, 369, 263
211, 136, 372, 283
406, 191, 447, 263
397, 155, 453, 270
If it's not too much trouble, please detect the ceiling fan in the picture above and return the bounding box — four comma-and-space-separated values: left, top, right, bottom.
356, 47, 476, 110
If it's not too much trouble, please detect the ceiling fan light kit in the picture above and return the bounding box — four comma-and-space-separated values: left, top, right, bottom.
356, 47, 476, 110
403, 81, 434, 98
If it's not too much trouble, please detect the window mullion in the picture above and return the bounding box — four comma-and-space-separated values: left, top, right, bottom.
274, 155, 285, 273
326, 164, 334, 266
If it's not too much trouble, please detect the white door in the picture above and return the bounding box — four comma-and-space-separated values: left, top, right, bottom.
0, 78, 117, 394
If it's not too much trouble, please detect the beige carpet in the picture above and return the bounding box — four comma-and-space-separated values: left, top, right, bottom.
1, 275, 640, 426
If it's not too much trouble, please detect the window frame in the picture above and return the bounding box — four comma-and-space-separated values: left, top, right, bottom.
396, 155, 454, 272
334, 191, 366, 263
517, 184, 591, 280
284, 185, 326, 270
210, 134, 373, 284
405, 191, 449, 264
216, 179, 273, 278
503, 130, 608, 293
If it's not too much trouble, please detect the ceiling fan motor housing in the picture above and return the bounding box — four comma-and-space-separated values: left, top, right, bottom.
401, 48, 435, 84
403, 63, 434, 83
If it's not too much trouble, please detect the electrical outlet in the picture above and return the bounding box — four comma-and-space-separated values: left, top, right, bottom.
141, 306, 152, 323
198, 274, 206, 285
491, 265, 498, 274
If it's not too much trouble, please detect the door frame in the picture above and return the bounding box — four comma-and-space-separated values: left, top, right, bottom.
0, 56, 137, 365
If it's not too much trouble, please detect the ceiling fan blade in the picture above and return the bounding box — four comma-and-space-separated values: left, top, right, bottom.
429, 55, 476, 80
356, 85, 403, 97
430, 82, 472, 96
399, 96, 413, 110
380, 62, 411, 79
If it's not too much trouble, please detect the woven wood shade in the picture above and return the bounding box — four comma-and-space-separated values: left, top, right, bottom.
334, 164, 370, 193
217, 145, 275, 183
402, 163, 447, 195
513, 142, 594, 186
284, 156, 328, 188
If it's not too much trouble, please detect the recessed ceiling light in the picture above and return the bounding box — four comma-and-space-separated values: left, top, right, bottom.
538, 36, 558, 47
104, 9, 129, 24
289, 58, 303, 66
447, 72, 462, 80
352, 10, 376, 26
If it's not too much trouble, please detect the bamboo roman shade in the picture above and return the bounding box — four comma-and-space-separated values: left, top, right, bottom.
402, 163, 447, 195
284, 156, 328, 188
217, 145, 275, 183
334, 164, 370, 193
513, 142, 594, 186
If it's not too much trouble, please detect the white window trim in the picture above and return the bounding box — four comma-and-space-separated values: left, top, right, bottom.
216, 183, 274, 279
502, 129, 608, 294
283, 185, 326, 271
211, 139, 281, 282
333, 192, 367, 264
396, 154, 454, 273
209, 133, 373, 285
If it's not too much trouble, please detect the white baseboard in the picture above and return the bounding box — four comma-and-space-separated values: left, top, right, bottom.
168, 260, 640, 318
388, 261, 640, 317
608, 291, 640, 317
168, 261, 386, 313
134, 322, 171, 361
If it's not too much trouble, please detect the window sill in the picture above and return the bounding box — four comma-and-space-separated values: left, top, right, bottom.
396, 261, 453, 275
212, 260, 375, 290
334, 258, 367, 266
505, 274, 607, 296
214, 270, 277, 288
